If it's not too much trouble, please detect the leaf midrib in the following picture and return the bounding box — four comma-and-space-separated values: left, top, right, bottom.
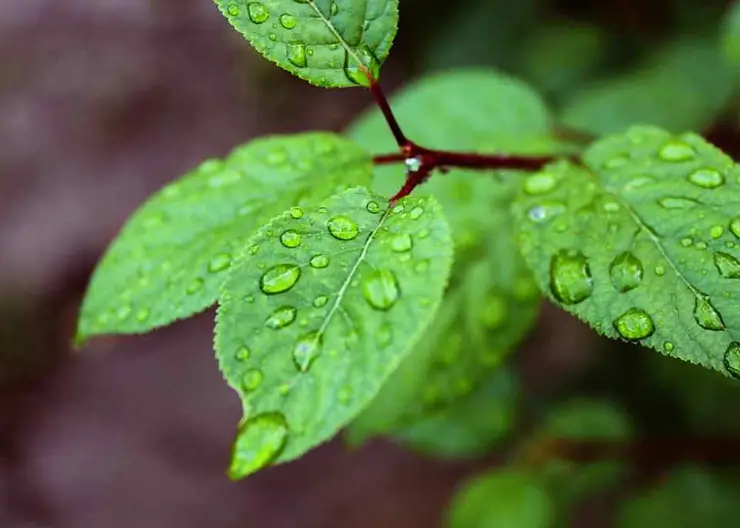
305, 0, 368, 69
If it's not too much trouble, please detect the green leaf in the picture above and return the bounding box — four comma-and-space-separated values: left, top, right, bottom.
77, 133, 372, 341
619, 466, 740, 528
722, 2, 740, 72
214, 0, 398, 88
447, 470, 553, 528
513, 126, 740, 376
392, 368, 519, 459
560, 38, 734, 134
214, 187, 453, 478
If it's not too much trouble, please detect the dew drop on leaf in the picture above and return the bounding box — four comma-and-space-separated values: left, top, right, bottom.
116, 304, 132, 320
613, 308, 655, 340
279, 13, 296, 29
688, 168, 725, 189
710, 225, 724, 239
227, 4, 240, 16
409, 206, 424, 220
414, 260, 430, 273
235, 346, 251, 361
694, 295, 725, 331
527, 201, 566, 223
730, 217, 740, 239
208, 253, 231, 273
290, 206, 304, 219
265, 306, 298, 330
366, 201, 381, 214
260, 264, 301, 294
724, 342, 740, 378
241, 369, 264, 391
246, 2, 270, 24
713, 252, 740, 279
312, 295, 328, 308
657, 197, 700, 210
279, 230, 302, 248
293, 331, 322, 372
658, 140, 695, 162
376, 324, 392, 348
287, 42, 307, 68
523, 172, 557, 195
663, 341, 675, 352
609, 251, 644, 293
362, 269, 400, 311
680, 237, 693, 248
135, 308, 151, 322
228, 412, 288, 480
390, 233, 413, 253
309, 254, 330, 269
327, 215, 359, 240
549, 249, 594, 305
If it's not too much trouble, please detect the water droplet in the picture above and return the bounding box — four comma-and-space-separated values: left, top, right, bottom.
390, 233, 413, 253
278, 383, 290, 396
414, 260, 430, 273
730, 217, 740, 239
310, 254, 329, 269
337, 386, 352, 404
279, 13, 296, 29
376, 324, 392, 348
268, 32, 277, 41
290, 206, 303, 219
623, 176, 656, 192
313, 295, 328, 308
409, 206, 424, 220
227, 4, 241, 16
680, 237, 693, 248
287, 42, 307, 68
523, 172, 557, 195
362, 270, 400, 310
654, 265, 666, 277
235, 346, 251, 361
609, 251, 644, 292
366, 201, 381, 214
549, 249, 593, 305
245, 295, 255, 304
186, 277, 204, 294
694, 295, 724, 330
266, 306, 297, 330
658, 197, 700, 209
135, 308, 150, 322
228, 412, 288, 480
658, 140, 695, 162
688, 168, 724, 189
247, 2, 270, 24
663, 341, 675, 352
613, 308, 655, 340
724, 342, 740, 378
527, 201, 566, 223
713, 252, 740, 279
344, 45, 380, 86
710, 225, 724, 239
327, 215, 359, 240
279, 230, 301, 248
404, 157, 422, 172
208, 253, 231, 273
241, 369, 264, 391
260, 264, 301, 294
293, 331, 322, 372
417, 228, 430, 239
330, 2, 338, 16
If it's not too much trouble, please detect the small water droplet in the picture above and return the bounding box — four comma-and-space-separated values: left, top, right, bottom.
713, 252, 740, 279
279, 230, 302, 248
260, 264, 301, 294
337, 386, 352, 404
409, 206, 424, 220
287, 42, 307, 67
228, 412, 288, 480
266, 306, 297, 330
523, 172, 557, 195
658, 197, 700, 209
614, 308, 655, 340
376, 324, 392, 348
724, 342, 740, 378
279, 13, 296, 29
404, 157, 422, 172
309, 254, 329, 269
247, 2, 270, 24
654, 265, 666, 277
710, 225, 725, 239
245, 295, 255, 304
186, 277, 204, 294
327, 215, 359, 240
694, 295, 724, 330
208, 253, 231, 273
293, 331, 322, 372
414, 260, 430, 273
527, 201, 566, 223
227, 4, 241, 16
658, 140, 695, 162
362, 270, 400, 310
688, 168, 724, 189
313, 295, 329, 308
366, 201, 381, 213
135, 308, 150, 322
390, 233, 413, 253
549, 249, 593, 305
330, 2, 338, 16
268, 32, 277, 41
241, 369, 264, 391
290, 206, 304, 219
680, 237, 693, 248
730, 217, 740, 239
235, 346, 251, 361
663, 341, 675, 352
344, 46, 380, 86
278, 384, 290, 396
609, 251, 644, 292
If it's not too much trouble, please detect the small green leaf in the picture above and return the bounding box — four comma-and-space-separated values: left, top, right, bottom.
215, 187, 453, 478
513, 126, 740, 376
560, 38, 734, 134
77, 133, 372, 342
214, 0, 398, 88
447, 470, 553, 528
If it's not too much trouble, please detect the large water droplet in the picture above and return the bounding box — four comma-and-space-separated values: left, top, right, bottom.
609, 251, 644, 293
549, 250, 593, 305
208, 253, 231, 273
694, 295, 724, 330
279, 13, 297, 29
362, 269, 400, 310
730, 217, 740, 239
688, 168, 724, 189
186, 277, 204, 295
327, 215, 359, 240
658, 140, 695, 162
390, 233, 413, 253
242, 369, 264, 391
293, 331, 322, 372
287, 42, 307, 68
710, 225, 724, 239
228, 412, 288, 480
658, 197, 700, 209
523, 172, 557, 195
247, 2, 270, 24
266, 306, 297, 330
280, 230, 302, 248
260, 264, 301, 294
309, 254, 329, 269
613, 308, 655, 340
344, 46, 380, 86
724, 342, 740, 378
713, 252, 740, 279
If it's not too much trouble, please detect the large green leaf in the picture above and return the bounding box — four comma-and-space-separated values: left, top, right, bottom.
513, 125, 740, 376
214, 0, 398, 88
215, 187, 453, 478
559, 38, 734, 135
77, 133, 372, 341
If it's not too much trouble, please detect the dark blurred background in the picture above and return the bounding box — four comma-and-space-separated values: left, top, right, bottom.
1, 0, 738, 526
